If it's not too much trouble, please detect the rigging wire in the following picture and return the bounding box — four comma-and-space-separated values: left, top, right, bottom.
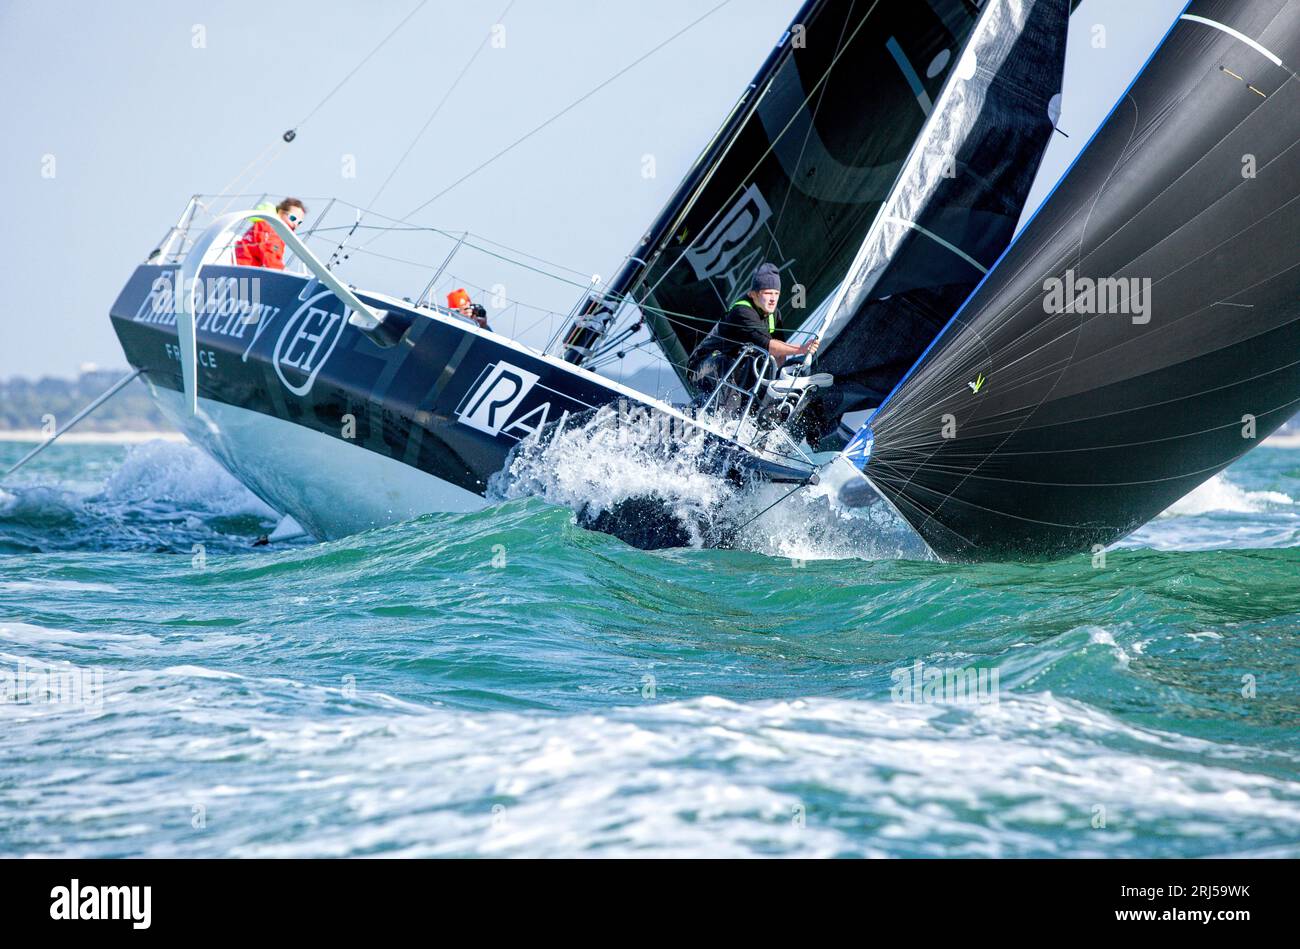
290, 0, 430, 135
213, 1, 429, 211
219, 144, 292, 213
330, 242, 565, 319
213, 141, 280, 202
634, 0, 882, 310
214, 142, 288, 214
308, 218, 721, 346
592, 0, 884, 378
731, 479, 814, 536
760, 0, 861, 318
393, 0, 735, 225
301, 219, 727, 340
367, 1, 518, 210
273, 1, 739, 377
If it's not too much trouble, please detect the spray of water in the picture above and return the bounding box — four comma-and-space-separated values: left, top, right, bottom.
0, 440, 278, 552
490, 403, 931, 561
489, 404, 736, 547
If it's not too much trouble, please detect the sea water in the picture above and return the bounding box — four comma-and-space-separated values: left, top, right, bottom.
0, 434, 1297, 857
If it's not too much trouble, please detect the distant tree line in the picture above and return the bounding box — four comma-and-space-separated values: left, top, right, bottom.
0, 371, 170, 432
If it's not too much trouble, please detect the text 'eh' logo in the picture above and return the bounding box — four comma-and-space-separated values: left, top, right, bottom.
457, 362, 544, 439
274, 291, 348, 396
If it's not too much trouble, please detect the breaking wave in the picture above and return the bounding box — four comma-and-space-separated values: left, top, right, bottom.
101, 439, 276, 519
489, 404, 930, 560
1162, 474, 1293, 517
0, 440, 278, 553
489, 404, 737, 547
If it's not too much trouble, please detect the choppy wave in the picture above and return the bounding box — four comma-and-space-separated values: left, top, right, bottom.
1126, 467, 1300, 552
1, 436, 1299, 857
1163, 474, 1293, 516
2, 573, 1297, 857
0, 440, 279, 553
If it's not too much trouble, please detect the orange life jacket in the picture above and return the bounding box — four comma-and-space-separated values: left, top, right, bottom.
233, 218, 286, 270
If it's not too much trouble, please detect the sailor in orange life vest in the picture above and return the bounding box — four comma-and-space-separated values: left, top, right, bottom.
688, 262, 818, 401
446, 288, 491, 331
233, 198, 307, 270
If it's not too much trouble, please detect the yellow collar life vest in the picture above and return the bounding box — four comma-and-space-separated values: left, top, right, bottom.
733, 298, 776, 334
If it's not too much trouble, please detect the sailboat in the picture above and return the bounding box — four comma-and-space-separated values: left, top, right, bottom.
107, 0, 1060, 544
102, 0, 1297, 562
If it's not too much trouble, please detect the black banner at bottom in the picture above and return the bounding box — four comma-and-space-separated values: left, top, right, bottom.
0, 857, 1287, 936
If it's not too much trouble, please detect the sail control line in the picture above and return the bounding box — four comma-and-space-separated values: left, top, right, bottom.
174, 211, 398, 419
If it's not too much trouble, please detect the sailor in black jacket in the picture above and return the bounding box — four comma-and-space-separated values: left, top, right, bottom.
689, 262, 817, 403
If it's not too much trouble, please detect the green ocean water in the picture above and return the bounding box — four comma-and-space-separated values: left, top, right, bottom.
0, 436, 1298, 857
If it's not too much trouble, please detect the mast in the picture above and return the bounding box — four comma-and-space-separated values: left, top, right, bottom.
559, 0, 824, 367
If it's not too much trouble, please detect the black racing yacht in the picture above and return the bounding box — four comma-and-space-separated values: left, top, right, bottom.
111, 0, 1065, 548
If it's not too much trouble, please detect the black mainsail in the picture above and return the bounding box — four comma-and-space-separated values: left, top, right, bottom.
561, 0, 994, 383
849, 0, 1300, 562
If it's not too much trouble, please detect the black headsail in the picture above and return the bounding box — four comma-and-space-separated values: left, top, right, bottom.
852, 0, 1300, 562
808, 0, 1070, 437
561, 0, 996, 384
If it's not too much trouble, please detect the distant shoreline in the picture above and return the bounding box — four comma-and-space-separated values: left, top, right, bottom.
0, 430, 186, 445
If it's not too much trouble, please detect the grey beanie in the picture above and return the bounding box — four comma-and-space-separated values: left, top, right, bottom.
750, 262, 782, 294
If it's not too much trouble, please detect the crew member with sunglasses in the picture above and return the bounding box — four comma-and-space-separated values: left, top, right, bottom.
234, 198, 307, 270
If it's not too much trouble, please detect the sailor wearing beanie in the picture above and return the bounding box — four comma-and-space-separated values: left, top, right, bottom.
688, 262, 818, 402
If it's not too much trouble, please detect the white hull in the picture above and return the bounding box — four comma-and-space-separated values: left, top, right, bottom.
149, 382, 487, 540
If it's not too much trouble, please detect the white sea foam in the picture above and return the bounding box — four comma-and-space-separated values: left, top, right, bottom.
1265, 431, 1300, 448
159, 665, 245, 680
732, 481, 933, 561
3, 440, 274, 525
0, 622, 159, 648
4, 670, 1297, 858
0, 430, 185, 445
103, 441, 276, 519
491, 404, 928, 559
490, 404, 736, 547
0, 580, 120, 594
1162, 474, 1292, 516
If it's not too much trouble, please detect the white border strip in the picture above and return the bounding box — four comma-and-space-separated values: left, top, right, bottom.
1180, 14, 1283, 67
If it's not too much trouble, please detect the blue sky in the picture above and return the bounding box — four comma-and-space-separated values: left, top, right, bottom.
0, 0, 1185, 379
